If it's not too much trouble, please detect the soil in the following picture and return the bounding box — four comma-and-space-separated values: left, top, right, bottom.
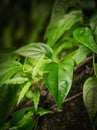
36, 57, 97, 130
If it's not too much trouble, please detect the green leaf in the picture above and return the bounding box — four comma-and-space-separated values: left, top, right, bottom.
17, 82, 31, 105
37, 107, 53, 116
10, 107, 35, 125
0, 60, 22, 87
72, 45, 91, 65
43, 60, 74, 109
32, 91, 40, 111
15, 43, 53, 59
32, 54, 45, 79
62, 45, 90, 66
0, 84, 19, 127
45, 10, 82, 47
26, 91, 40, 111
5, 77, 28, 84
83, 77, 97, 122
73, 27, 97, 53
10, 107, 35, 130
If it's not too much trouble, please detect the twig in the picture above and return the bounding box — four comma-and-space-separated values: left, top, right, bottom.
51, 92, 82, 110
74, 56, 93, 73
64, 92, 82, 103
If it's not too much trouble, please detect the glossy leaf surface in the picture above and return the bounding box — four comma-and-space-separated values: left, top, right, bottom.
15, 43, 53, 59
43, 60, 74, 109
73, 27, 97, 53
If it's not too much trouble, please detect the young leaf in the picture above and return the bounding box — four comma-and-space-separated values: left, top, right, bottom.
43, 60, 74, 109
15, 43, 53, 59
83, 77, 97, 122
73, 27, 97, 53
37, 107, 53, 116
17, 82, 31, 105
26, 91, 40, 111
45, 10, 82, 47
0, 60, 22, 87
5, 77, 28, 84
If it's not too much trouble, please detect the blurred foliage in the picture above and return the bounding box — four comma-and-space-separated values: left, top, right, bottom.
0, 0, 97, 50
0, 0, 55, 49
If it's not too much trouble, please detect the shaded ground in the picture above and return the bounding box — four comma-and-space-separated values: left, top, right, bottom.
37, 57, 97, 130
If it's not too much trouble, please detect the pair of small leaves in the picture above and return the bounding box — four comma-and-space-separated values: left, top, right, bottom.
43, 59, 74, 109
17, 83, 40, 112
9, 107, 52, 130
15, 43, 53, 59
83, 77, 97, 123
10, 107, 36, 130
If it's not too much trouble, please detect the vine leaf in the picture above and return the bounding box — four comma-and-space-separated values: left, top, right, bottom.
15, 43, 53, 59
17, 82, 31, 105
73, 27, 97, 53
83, 77, 97, 123
5, 77, 28, 84
43, 59, 74, 109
